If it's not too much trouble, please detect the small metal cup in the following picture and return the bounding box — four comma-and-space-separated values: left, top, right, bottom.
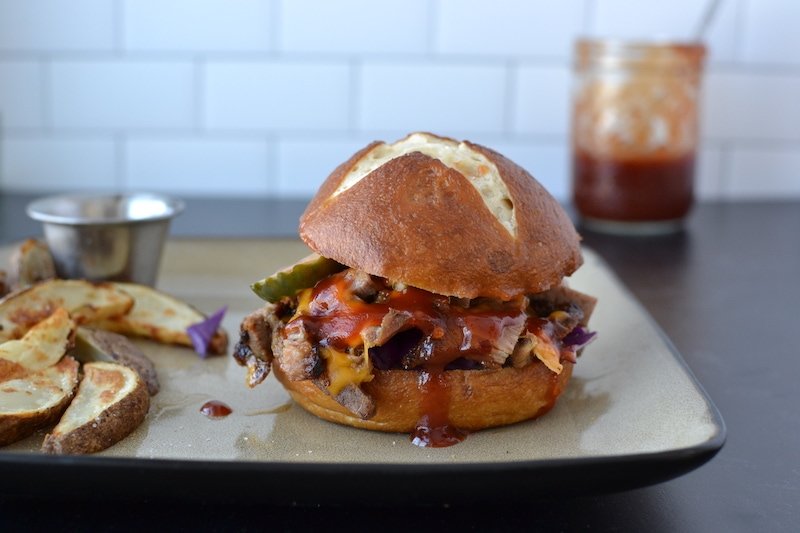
26, 193, 184, 286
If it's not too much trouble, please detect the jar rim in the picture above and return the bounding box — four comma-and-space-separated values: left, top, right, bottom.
575, 38, 706, 70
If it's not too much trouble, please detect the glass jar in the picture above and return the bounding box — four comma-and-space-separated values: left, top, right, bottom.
571, 39, 706, 234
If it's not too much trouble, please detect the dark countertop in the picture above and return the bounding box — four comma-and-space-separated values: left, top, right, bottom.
1, 196, 798, 532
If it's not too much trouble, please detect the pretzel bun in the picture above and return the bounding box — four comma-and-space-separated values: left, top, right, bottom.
274, 360, 573, 432
234, 132, 593, 442
300, 132, 582, 299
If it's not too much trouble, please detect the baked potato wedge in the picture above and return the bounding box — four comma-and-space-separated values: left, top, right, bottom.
89, 283, 227, 354
0, 307, 75, 371
74, 327, 160, 395
0, 358, 27, 382
7, 238, 56, 291
0, 356, 79, 447
42, 361, 149, 455
0, 280, 133, 342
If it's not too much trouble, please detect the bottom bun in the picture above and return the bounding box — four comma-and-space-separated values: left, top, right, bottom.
273, 361, 573, 432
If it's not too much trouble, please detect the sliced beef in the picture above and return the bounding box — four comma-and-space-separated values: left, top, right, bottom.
361, 309, 412, 346
279, 320, 322, 381
234, 305, 277, 387
531, 284, 597, 327
313, 377, 375, 419
487, 316, 528, 365
401, 335, 436, 369
510, 336, 535, 368
344, 269, 380, 301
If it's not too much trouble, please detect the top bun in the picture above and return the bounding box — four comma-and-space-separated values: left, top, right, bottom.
299, 132, 582, 300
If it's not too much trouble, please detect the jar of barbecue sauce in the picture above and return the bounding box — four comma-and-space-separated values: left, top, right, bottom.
571, 39, 706, 234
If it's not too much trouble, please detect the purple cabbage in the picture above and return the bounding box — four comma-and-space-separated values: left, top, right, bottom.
444, 358, 483, 371
562, 326, 597, 349
187, 306, 227, 357
369, 329, 423, 370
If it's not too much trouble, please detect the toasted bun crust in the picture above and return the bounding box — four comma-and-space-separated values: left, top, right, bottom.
273, 361, 573, 432
300, 132, 582, 299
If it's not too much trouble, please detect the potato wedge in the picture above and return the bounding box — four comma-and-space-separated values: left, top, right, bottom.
0, 280, 133, 342
7, 238, 56, 291
74, 327, 160, 395
89, 283, 228, 355
0, 358, 27, 382
0, 356, 79, 447
0, 307, 75, 371
42, 362, 149, 455
0, 271, 8, 298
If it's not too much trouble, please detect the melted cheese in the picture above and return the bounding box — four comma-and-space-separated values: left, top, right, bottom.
533, 335, 563, 374
320, 346, 374, 396
292, 288, 313, 320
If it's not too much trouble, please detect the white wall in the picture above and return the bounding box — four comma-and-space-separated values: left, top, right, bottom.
0, 0, 798, 200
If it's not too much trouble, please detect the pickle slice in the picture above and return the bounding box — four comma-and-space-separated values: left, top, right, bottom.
251, 254, 345, 303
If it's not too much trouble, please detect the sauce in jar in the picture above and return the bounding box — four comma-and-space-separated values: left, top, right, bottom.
573, 151, 695, 223
571, 39, 705, 233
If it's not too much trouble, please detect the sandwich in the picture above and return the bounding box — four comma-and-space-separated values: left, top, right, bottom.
234, 132, 596, 447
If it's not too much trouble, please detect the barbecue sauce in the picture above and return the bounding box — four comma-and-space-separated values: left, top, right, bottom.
573, 151, 695, 222
289, 271, 561, 448
200, 400, 232, 419
410, 370, 468, 447
296, 273, 526, 368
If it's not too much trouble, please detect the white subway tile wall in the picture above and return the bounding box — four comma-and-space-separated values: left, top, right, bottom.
276, 138, 368, 196
125, 137, 271, 195
123, 0, 273, 52
741, 0, 800, 66
0, 62, 43, 128
2, 137, 116, 191
0, 0, 114, 52
512, 65, 571, 136
204, 61, 350, 131
435, 0, 584, 57
358, 62, 506, 133
51, 61, 195, 130
280, 0, 429, 54
0, 0, 798, 200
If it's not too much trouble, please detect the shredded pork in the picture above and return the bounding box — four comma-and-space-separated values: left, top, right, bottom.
233, 270, 597, 420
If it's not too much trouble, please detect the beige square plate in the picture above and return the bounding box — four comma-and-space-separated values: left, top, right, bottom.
0, 240, 725, 504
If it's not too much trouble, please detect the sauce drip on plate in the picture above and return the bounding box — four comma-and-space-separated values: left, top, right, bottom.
200, 400, 232, 419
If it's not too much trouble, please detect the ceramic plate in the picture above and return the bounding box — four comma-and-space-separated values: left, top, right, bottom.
0, 240, 725, 504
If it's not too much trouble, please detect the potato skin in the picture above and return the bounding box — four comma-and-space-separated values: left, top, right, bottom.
41, 367, 149, 455
0, 357, 79, 447
0, 393, 73, 447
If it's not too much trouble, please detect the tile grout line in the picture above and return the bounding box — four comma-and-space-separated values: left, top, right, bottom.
0, 50, 799, 75
41, 58, 52, 134
732, 0, 747, 63
426, 0, 438, 54
193, 58, 205, 134
266, 134, 278, 194
582, 0, 596, 34
270, 0, 282, 53
718, 141, 733, 199
115, 133, 126, 190
503, 60, 518, 135
348, 59, 361, 135
113, 0, 124, 56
